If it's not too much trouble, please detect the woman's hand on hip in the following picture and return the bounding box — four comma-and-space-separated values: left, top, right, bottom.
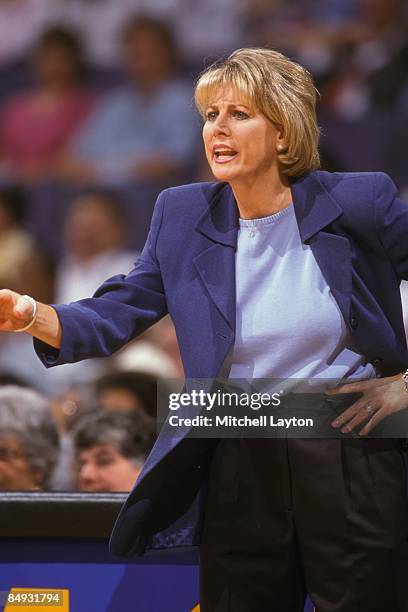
328, 374, 408, 436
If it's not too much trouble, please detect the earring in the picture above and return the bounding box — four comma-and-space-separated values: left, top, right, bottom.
277, 145, 285, 153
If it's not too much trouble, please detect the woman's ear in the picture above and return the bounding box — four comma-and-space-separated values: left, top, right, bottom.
276, 126, 287, 153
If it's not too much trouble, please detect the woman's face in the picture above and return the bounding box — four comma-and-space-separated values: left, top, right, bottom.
76, 443, 141, 492
202, 85, 283, 186
35, 44, 79, 86
0, 436, 41, 491
123, 29, 171, 86
64, 197, 124, 260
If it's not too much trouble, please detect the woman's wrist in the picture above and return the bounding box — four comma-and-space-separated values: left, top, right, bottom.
25, 302, 62, 349
13, 295, 38, 333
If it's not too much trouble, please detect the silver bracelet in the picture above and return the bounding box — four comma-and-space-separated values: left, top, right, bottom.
13, 295, 38, 333
403, 368, 408, 393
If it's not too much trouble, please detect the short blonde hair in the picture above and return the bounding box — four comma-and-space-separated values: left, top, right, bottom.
195, 48, 320, 177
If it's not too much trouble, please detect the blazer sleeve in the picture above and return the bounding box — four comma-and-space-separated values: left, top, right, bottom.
34, 190, 168, 367
374, 172, 408, 281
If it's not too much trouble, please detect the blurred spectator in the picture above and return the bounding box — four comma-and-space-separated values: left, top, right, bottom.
115, 316, 184, 379
0, 332, 55, 394
247, 0, 408, 114
73, 410, 155, 492
94, 371, 157, 419
0, 185, 34, 292
44, 0, 245, 71
247, 1, 360, 73
0, 25, 95, 183
384, 85, 408, 192
164, 0, 246, 70
318, 0, 408, 117
55, 189, 136, 303
0, 185, 54, 300
59, 15, 198, 185
40, 0, 145, 70
49, 382, 98, 491
0, 186, 55, 392
50, 383, 95, 434
0, 385, 59, 490
43, 189, 137, 392
52, 371, 157, 491
246, 0, 408, 184
315, 0, 408, 182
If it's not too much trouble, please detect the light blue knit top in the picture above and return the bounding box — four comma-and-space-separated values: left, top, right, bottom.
228, 204, 375, 382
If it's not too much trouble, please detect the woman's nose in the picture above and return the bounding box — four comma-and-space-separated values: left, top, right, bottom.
79, 463, 97, 484
213, 114, 230, 135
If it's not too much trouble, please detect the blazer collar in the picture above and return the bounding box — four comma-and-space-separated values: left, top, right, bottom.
195, 172, 344, 245
290, 171, 343, 242
195, 183, 238, 248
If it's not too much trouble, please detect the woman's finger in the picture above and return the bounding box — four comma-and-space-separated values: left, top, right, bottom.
326, 380, 371, 395
0, 290, 13, 310
0, 291, 18, 328
359, 407, 388, 436
331, 396, 370, 427
339, 404, 379, 433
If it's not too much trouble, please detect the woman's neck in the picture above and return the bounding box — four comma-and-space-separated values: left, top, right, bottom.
231, 173, 292, 220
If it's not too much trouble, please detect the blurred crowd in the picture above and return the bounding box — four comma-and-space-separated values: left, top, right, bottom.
0, 0, 407, 492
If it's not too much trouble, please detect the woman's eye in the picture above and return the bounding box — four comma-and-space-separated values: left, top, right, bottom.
205, 109, 249, 122
233, 110, 249, 119
93, 452, 115, 467
96, 456, 115, 467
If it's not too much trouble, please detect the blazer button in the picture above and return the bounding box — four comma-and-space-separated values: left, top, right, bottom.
350, 316, 359, 330
372, 357, 383, 368
216, 331, 228, 340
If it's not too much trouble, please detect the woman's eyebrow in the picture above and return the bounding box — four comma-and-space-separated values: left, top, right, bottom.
206, 102, 250, 110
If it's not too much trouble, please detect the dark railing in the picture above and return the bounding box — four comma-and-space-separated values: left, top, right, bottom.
0, 492, 126, 538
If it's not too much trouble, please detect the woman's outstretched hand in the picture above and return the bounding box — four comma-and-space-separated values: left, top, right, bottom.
328, 374, 408, 436
0, 290, 35, 332
0, 289, 62, 348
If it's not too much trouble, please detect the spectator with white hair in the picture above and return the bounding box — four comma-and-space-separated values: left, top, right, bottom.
0, 385, 59, 490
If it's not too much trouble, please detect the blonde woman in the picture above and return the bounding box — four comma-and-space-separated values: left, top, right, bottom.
1, 48, 408, 611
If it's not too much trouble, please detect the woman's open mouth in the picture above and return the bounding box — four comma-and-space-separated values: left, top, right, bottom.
213, 148, 238, 164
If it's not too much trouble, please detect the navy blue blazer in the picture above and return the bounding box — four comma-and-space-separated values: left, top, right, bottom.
36, 170, 408, 556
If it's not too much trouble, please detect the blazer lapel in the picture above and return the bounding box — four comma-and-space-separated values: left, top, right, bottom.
308, 231, 352, 324
192, 173, 352, 335
291, 172, 352, 324
193, 184, 238, 333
